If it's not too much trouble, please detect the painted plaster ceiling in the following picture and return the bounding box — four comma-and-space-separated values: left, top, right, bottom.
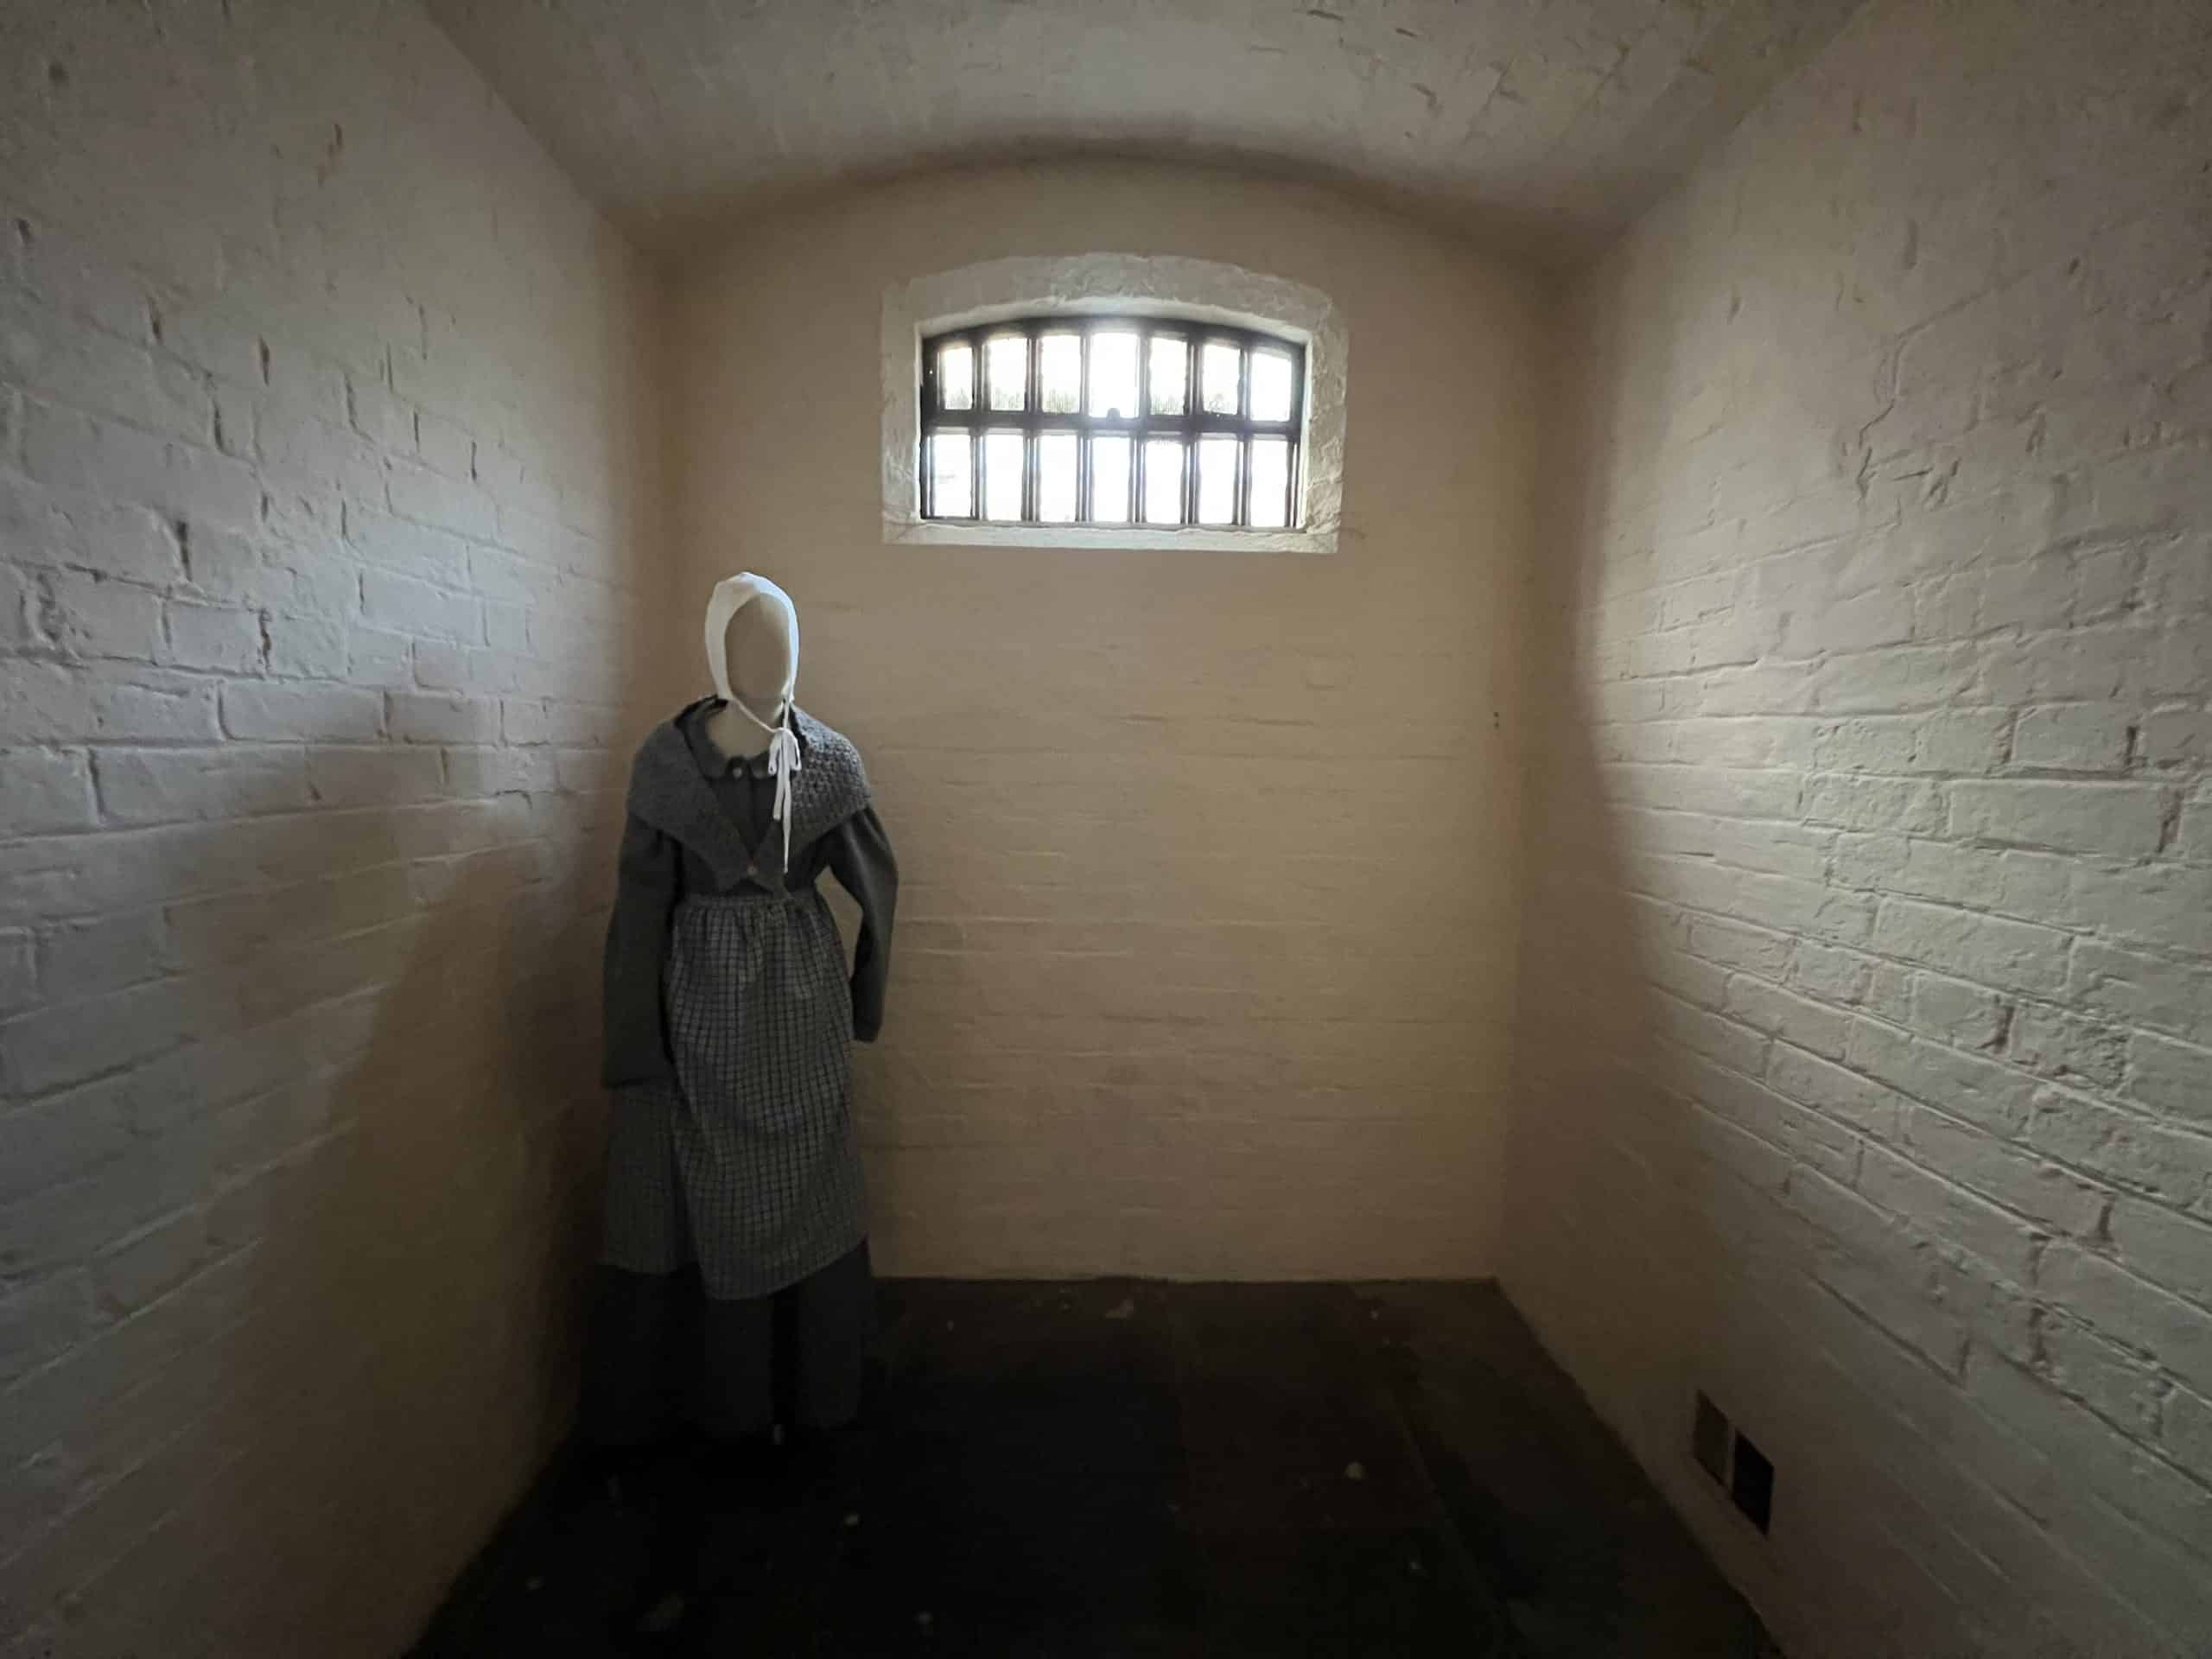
429, 0, 1864, 265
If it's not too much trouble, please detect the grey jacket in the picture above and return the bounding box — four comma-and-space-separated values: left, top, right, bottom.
601, 699, 897, 1086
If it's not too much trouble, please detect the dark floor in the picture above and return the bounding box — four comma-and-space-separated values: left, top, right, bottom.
411, 1280, 1774, 1657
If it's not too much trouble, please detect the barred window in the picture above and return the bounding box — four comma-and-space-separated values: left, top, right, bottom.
919, 317, 1305, 531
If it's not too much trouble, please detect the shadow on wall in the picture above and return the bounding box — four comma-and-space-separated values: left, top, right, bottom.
1502, 269, 1781, 1605
29, 794, 626, 1654
46, 329, 668, 1656
12, 678, 658, 1651
229, 867, 605, 1642
281, 296, 669, 1659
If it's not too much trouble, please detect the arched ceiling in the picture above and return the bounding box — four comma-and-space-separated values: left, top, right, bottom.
429, 0, 1864, 267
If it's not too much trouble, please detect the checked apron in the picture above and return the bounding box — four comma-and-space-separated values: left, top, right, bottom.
600, 707, 878, 1300
600, 887, 867, 1297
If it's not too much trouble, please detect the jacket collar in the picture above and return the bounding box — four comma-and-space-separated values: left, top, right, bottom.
680, 696, 813, 779
631, 699, 830, 886
631, 704, 755, 885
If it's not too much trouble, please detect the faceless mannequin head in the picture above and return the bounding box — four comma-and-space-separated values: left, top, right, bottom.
721, 598, 794, 712
700, 573, 805, 849
703, 573, 798, 721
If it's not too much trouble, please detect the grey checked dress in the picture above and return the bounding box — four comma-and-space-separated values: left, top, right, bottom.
588, 700, 895, 1440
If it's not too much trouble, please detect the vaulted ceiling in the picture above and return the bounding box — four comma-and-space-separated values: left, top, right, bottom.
429, 0, 1864, 266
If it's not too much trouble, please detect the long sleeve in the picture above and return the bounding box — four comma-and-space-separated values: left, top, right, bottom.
824, 804, 898, 1042
601, 813, 681, 1087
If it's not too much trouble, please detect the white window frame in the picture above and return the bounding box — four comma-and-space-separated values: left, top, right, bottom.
881, 254, 1346, 555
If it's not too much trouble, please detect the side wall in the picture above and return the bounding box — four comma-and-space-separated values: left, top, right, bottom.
0, 3, 660, 1651
1507, 1, 2212, 1655
670, 163, 1545, 1279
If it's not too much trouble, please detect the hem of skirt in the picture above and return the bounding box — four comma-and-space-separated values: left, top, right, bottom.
598, 1223, 868, 1301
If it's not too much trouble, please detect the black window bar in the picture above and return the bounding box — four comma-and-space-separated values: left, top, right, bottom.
918, 316, 1305, 531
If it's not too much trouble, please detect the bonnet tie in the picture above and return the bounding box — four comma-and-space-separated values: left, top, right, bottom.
730, 694, 802, 871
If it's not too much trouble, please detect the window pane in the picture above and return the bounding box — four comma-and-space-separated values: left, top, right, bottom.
1142, 438, 1185, 524
1249, 350, 1294, 422
1249, 437, 1290, 528
925, 323, 1303, 531
938, 342, 973, 411
1201, 340, 1241, 414
1039, 334, 1080, 413
982, 431, 1025, 520
1089, 435, 1130, 523
1196, 435, 1239, 525
986, 335, 1027, 410
1089, 331, 1139, 418
1038, 433, 1078, 523
928, 430, 972, 518
1147, 335, 1187, 415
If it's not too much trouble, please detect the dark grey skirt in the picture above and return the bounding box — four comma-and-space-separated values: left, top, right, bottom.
582, 1243, 875, 1445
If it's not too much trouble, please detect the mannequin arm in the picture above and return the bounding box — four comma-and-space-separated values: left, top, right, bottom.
826, 806, 899, 1042
601, 814, 680, 1086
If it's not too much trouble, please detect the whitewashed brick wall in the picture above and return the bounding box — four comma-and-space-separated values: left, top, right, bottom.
0, 3, 658, 1652
1506, 1, 2212, 1654
670, 164, 1545, 1282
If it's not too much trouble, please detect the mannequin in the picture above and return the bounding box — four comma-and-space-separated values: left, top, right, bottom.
583, 572, 898, 1632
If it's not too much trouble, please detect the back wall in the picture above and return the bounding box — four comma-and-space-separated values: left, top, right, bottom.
666, 162, 1545, 1278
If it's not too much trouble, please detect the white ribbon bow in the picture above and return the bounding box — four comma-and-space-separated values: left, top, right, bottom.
764, 719, 801, 870
732, 695, 801, 870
